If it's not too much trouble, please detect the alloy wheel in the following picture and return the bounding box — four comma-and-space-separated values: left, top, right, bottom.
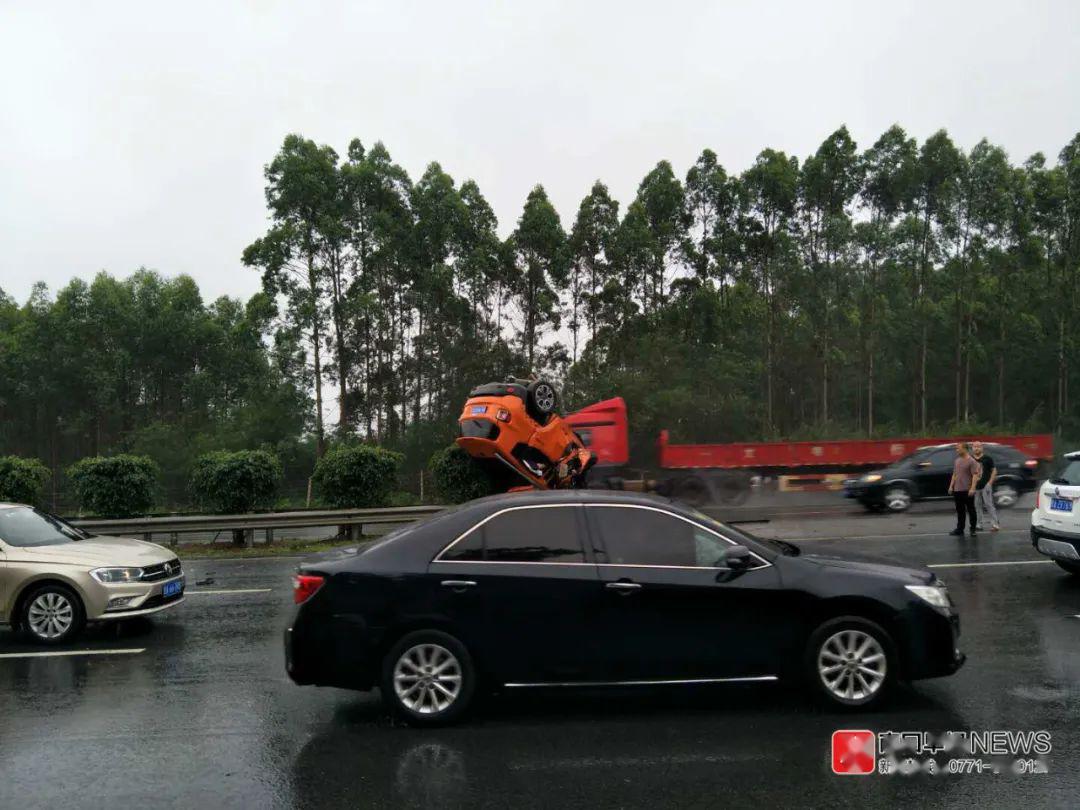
885, 487, 911, 512
994, 484, 1018, 508
392, 643, 463, 715
817, 629, 887, 702
533, 383, 556, 413
27, 592, 75, 640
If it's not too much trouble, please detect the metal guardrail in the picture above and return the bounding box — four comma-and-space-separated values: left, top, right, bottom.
70, 505, 446, 548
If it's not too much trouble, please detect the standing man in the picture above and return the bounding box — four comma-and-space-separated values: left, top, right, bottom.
947, 442, 981, 536
972, 441, 1000, 532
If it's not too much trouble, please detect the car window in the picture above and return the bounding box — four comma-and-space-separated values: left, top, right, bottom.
0, 507, 81, 547
927, 449, 954, 467
588, 505, 733, 568
440, 527, 484, 561
444, 506, 586, 563
1051, 459, 1080, 485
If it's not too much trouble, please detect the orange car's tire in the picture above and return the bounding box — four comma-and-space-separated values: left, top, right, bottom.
526, 379, 558, 421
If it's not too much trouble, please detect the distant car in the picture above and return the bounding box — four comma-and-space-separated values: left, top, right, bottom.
285, 491, 964, 725
1031, 451, 1080, 575
0, 504, 185, 644
843, 442, 1038, 513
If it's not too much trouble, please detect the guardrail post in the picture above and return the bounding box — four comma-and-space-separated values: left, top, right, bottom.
266, 528, 274, 547
244, 528, 254, 549
143, 532, 152, 542
170, 532, 178, 548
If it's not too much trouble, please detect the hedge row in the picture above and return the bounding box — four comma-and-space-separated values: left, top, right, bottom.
2, 442, 487, 517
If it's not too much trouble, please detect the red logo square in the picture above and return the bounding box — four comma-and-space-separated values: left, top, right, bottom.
832, 730, 875, 775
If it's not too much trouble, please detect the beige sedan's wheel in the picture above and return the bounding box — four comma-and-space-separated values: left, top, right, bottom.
21, 584, 85, 645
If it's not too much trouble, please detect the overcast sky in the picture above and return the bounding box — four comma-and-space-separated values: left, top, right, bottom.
2, 0, 1078, 305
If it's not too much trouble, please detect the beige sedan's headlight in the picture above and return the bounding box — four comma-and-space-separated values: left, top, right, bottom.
90, 567, 143, 584
862, 474, 883, 483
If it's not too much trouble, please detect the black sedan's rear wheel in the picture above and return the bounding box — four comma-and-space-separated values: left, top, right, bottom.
805, 616, 895, 709
381, 630, 477, 726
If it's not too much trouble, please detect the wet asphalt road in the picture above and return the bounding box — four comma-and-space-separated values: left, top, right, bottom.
2, 496, 1078, 809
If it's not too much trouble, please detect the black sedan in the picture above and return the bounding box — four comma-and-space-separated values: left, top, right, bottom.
285, 491, 964, 725
844, 442, 1038, 513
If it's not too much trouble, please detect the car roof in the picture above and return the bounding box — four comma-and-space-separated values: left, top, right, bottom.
460, 488, 680, 511
916, 442, 1018, 452
0, 502, 26, 510
1065, 450, 1080, 460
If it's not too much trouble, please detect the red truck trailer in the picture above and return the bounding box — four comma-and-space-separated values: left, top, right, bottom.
564, 397, 1053, 506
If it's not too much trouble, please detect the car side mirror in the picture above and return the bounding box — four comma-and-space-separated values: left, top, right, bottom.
721, 545, 751, 570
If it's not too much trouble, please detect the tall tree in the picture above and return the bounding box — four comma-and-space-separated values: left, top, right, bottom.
510, 185, 568, 370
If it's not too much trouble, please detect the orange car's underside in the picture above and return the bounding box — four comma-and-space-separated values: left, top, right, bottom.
456, 393, 596, 490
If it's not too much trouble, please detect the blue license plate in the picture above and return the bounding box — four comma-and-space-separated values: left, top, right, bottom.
470, 404, 487, 415
163, 580, 183, 597
1050, 498, 1073, 513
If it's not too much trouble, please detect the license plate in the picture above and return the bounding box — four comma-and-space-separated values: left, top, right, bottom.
163, 580, 183, 598
1050, 498, 1073, 513
469, 404, 487, 415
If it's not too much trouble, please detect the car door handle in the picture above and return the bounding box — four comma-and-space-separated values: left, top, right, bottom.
605, 581, 642, 593
441, 580, 477, 590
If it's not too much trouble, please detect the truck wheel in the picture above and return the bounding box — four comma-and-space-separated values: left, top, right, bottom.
674, 476, 710, 508
715, 473, 750, 506
526, 379, 558, 422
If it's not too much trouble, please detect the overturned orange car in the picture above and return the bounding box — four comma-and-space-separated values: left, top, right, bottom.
456, 378, 596, 490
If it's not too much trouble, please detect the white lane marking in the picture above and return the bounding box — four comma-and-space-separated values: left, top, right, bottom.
779, 530, 1027, 542
928, 560, 1054, 569
0, 648, 145, 659
185, 588, 272, 595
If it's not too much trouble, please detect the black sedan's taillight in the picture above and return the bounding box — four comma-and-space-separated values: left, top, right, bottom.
293, 574, 325, 605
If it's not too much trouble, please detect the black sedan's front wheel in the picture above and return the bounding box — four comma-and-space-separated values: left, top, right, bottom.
381, 630, 477, 726
806, 616, 895, 709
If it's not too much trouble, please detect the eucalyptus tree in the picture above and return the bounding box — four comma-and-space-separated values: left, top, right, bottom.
633, 161, 689, 314
908, 130, 963, 430
568, 181, 620, 363
683, 149, 742, 305
243, 134, 341, 455
799, 126, 863, 423
510, 185, 568, 370
741, 148, 799, 431
857, 125, 918, 433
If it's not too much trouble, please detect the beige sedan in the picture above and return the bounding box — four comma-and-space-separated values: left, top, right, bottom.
0, 503, 185, 644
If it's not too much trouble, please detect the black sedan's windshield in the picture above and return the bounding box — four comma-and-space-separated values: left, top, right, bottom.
0, 507, 86, 547
691, 510, 798, 557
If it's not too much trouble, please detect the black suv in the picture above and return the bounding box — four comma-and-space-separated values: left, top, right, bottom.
843, 443, 1038, 513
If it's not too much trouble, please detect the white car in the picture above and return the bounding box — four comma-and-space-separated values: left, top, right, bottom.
1031, 451, 1080, 575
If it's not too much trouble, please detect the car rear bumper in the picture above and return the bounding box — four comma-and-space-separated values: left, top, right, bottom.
1031, 525, 1080, 562
285, 611, 379, 691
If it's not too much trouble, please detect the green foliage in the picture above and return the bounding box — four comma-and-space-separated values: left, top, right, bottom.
66, 455, 159, 517
189, 450, 283, 514
0, 457, 51, 506
428, 445, 499, 503
387, 490, 421, 507
312, 445, 403, 508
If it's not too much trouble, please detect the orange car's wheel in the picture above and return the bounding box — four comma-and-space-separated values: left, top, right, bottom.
526, 380, 558, 421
